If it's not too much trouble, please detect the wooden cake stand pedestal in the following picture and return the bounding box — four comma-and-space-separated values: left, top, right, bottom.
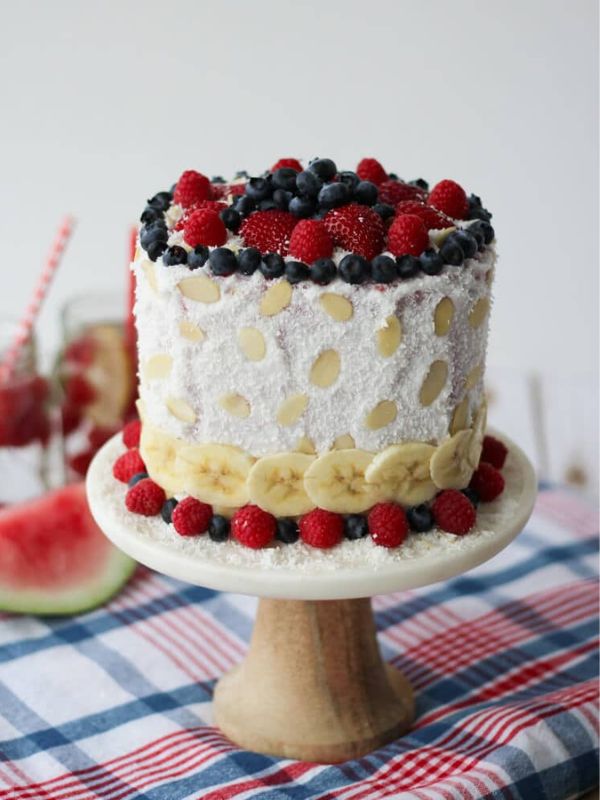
87, 429, 536, 763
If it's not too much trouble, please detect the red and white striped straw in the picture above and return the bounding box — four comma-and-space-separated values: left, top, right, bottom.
0, 215, 76, 383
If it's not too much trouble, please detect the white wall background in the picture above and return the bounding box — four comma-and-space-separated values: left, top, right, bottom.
0, 0, 597, 381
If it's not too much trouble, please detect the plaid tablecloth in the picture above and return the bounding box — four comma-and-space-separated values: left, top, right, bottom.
0, 484, 597, 800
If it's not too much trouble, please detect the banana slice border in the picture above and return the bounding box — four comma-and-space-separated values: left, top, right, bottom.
247, 452, 316, 516
365, 442, 437, 505
176, 442, 255, 507
303, 448, 380, 514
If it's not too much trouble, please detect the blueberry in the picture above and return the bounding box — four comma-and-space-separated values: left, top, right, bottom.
354, 180, 378, 206
276, 518, 299, 544
147, 191, 172, 211
373, 203, 395, 221
318, 181, 350, 209
371, 254, 398, 283
462, 487, 480, 507
419, 249, 444, 275
209, 247, 238, 276
344, 514, 368, 540
140, 206, 164, 225
208, 515, 230, 542
388, 172, 400, 180
285, 260, 310, 284
259, 199, 277, 211
245, 176, 273, 201
338, 171, 360, 191
188, 245, 209, 269
219, 207, 241, 233
289, 195, 316, 217
140, 221, 168, 250
452, 229, 478, 259
296, 170, 323, 197
238, 247, 262, 275
468, 205, 492, 223
272, 167, 298, 192
479, 221, 495, 244
211, 175, 225, 184
406, 504, 434, 532
396, 254, 421, 279
232, 195, 256, 216
128, 471, 148, 488
469, 193, 482, 209
410, 178, 429, 191
339, 254, 370, 284
234, 169, 249, 180
162, 245, 188, 266
440, 237, 464, 266
272, 189, 293, 210
146, 239, 168, 261
161, 498, 178, 524
260, 253, 285, 279
311, 257, 337, 284
466, 222, 486, 250
309, 158, 337, 181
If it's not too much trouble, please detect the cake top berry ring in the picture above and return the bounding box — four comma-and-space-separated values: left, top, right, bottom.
138, 156, 495, 286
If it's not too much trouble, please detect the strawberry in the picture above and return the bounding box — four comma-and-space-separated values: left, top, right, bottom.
175, 200, 227, 231
173, 170, 211, 208
432, 490, 476, 534
271, 158, 303, 173
378, 180, 426, 207
183, 208, 227, 248
395, 201, 453, 230
387, 214, 429, 257
356, 158, 387, 186
288, 219, 333, 263
324, 203, 385, 260
428, 179, 469, 219
240, 210, 297, 256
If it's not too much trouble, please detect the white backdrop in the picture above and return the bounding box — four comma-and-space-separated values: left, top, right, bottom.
0, 0, 597, 380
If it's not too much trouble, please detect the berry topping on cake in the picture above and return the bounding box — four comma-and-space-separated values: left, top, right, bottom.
395, 201, 452, 230
240, 210, 298, 256
407, 504, 434, 532
356, 157, 387, 186
208, 514, 230, 542
183, 208, 228, 248
299, 508, 344, 549
161, 497, 178, 524
428, 179, 469, 220
387, 214, 430, 257
344, 514, 369, 540
122, 419, 141, 449
378, 179, 425, 206
171, 497, 213, 536
368, 503, 408, 548
481, 435, 508, 469
125, 478, 166, 517
288, 219, 334, 263
271, 157, 303, 173
276, 518, 300, 544
324, 203, 385, 260
231, 505, 276, 549
112, 449, 146, 484
469, 462, 505, 502
173, 170, 211, 208
432, 490, 476, 534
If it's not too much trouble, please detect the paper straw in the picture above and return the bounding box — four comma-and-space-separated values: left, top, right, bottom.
0, 215, 76, 382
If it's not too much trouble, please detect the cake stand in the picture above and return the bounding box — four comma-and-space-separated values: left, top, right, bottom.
87, 429, 536, 763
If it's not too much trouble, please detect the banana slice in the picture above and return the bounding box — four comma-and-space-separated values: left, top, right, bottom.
176, 443, 254, 507
248, 453, 315, 516
365, 442, 437, 505
304, 449, 379, 513
139, 422, 185, 495
429, 430, 472, 489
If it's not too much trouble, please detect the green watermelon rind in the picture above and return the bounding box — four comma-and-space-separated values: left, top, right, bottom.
0, 547, 136, 616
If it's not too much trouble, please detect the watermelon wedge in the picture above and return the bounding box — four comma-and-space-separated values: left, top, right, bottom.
0, 483, 135, 615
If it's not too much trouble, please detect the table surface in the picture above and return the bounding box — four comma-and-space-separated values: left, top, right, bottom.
0, 483, 597, 800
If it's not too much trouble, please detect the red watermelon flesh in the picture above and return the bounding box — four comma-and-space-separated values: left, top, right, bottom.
0, 483, 135, 615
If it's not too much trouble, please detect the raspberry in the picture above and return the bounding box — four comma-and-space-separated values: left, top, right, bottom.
387, 214, 429, 257
65, 374, 96, 408
395, 201, 453, 230
299, 509, 343, 549
240, 210, 297, 256
113, 449, 146, 483
432, 490, 476, 535
68, 449, 95, 477
324, 204, 385, 260
175, 200, 227, 230
356, 158, 387, 186
122, 419, 142, 449
271, 157, 303, 173
125, 478, 166, 517
183, 208, 227, 248
428, 179, 469, 220
368, 503, 408, 548
231, 505, 276, 549
173, 170, 211, 208
481, 435, 508, 470
288, 219, 333, 263
469, 462, 505, 502
171, 497, 213, 536
378, 180, 425, 207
